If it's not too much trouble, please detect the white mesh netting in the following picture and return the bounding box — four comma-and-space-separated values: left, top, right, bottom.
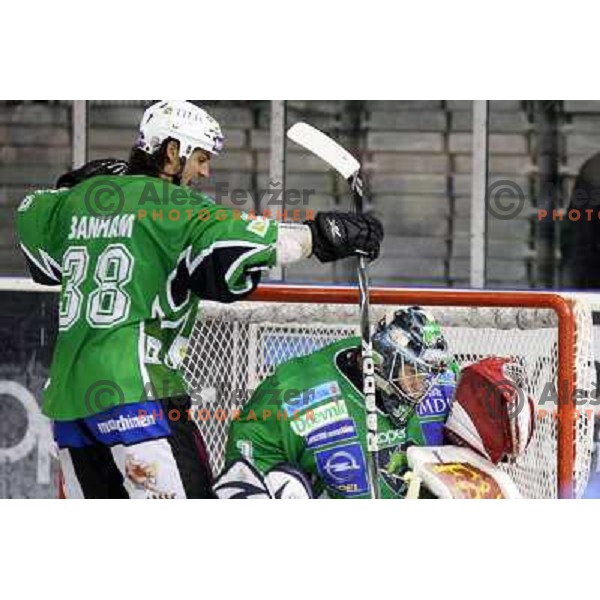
179, 296, 597, 498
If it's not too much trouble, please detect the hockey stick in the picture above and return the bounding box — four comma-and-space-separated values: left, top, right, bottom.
287, 122, 380, 499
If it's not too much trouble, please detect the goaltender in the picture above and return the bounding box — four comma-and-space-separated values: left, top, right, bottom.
215, 308, 535, 499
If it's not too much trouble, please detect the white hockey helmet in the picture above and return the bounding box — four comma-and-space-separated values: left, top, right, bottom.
136, 100, 224, 159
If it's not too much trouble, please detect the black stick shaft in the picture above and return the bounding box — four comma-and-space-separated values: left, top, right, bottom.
350, 172, 380, 499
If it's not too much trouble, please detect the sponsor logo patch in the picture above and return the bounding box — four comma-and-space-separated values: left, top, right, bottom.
282, 380, 341, 417
87, 400, 171, 446
290, 400, 348, 436
376, 428, 407, 449
305, 418, 357, 450
416, 386, 452, 419
315, 442, 369, 497
96, 413, 157, 435
247, 217, 269, 237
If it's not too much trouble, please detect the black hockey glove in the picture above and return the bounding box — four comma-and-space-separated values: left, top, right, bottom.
305, 211, 384, 263
56, 158, 129, 189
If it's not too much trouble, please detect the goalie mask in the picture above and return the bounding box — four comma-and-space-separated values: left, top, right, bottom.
136, 100, 224, 159
372, 307, 450, 427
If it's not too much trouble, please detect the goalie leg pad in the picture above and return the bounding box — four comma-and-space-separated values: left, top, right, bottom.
407, 446, 522, 499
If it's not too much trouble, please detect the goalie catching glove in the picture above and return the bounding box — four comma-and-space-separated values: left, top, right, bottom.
306, 211, 383, 263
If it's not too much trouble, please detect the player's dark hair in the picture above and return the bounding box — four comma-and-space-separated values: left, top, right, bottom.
128, 137, 179, 179
55, 158, 129, 189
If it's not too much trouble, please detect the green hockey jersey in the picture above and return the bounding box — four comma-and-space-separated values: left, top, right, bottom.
225, 337, 456, 499
16, 175, 279, 420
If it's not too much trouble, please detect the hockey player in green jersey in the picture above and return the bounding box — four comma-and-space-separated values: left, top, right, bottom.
16, 100, 383, 499
215, 307, 458, 499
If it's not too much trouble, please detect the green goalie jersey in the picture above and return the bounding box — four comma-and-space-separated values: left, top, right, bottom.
16, 175, 279, 420
225, 337, 456, 499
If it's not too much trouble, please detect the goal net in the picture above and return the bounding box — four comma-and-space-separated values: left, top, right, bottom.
180, 285, 597, 499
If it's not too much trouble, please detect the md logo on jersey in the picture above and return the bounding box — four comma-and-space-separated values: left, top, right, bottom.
415, 384, 452, 419
282, 381, 341, 417
315, 442, 369, 497
415, 380, 454, 446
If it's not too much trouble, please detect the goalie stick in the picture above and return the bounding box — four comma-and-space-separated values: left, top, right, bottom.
287, 122, 380, 499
